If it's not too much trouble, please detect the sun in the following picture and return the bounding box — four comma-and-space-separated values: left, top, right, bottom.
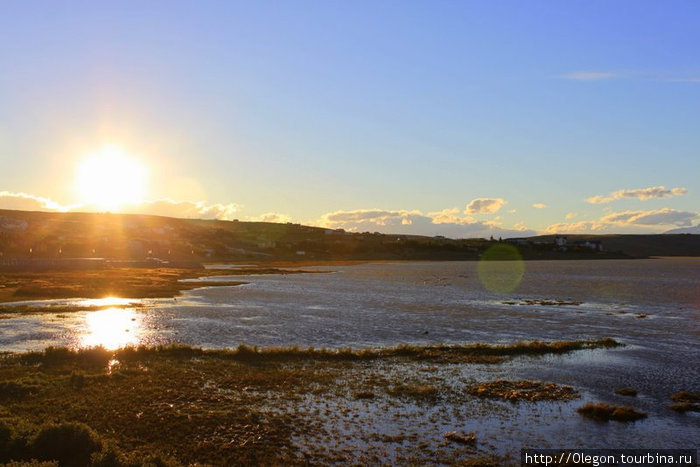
75, 145, 149, 211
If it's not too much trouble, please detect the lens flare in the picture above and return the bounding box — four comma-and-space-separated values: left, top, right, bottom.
477, 244, 525, 293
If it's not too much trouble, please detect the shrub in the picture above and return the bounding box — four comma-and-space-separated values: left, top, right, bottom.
29, 422, 103, 467
0, 419, 12, 460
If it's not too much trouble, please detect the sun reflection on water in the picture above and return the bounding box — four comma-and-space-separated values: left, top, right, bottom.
77, 297, 140, 308
81, 308, 140, 350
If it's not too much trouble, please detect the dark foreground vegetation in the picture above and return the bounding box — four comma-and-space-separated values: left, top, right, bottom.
0, 339, 620, 465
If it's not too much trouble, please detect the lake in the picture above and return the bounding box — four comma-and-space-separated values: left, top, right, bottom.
1, 258, 698, 458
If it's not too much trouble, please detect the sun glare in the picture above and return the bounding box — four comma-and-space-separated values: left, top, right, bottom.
81, 308, 140, 350
75, 146, 148, 211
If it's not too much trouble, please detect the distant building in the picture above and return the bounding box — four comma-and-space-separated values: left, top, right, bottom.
554, 236, 568, 251
575, 240, 603, 251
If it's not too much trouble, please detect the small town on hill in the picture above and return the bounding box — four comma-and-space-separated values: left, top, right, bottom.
2, 209, 699, 269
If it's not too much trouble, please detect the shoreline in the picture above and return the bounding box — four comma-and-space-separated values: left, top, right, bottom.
0, 266, 326, 304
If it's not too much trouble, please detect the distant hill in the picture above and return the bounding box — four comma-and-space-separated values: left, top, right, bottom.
0, 208, 492, 262
664, 224, 700, 234
1, 209, 699, 263
529, 234, 700, 257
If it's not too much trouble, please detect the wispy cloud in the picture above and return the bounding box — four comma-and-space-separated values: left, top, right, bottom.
600, 208, 697, 227
560, 70, 700, 83
0, 192, 242, 221
532, 203, 547, 209
466, 198, 505, 214
544, 208, 698, 234
587, 185, 687, 204
121, 199, 242, 221
0, 191, 75, 212
427, 208, 475, 225
559, 71, 617, 81
543, 221, 608, 234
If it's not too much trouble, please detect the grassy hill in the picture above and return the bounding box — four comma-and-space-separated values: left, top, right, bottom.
1, 209, 698, 263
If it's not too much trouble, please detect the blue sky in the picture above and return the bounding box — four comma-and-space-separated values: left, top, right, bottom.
1, 1, 698, 237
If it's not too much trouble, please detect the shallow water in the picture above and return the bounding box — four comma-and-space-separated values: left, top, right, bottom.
1, 259, 698, 456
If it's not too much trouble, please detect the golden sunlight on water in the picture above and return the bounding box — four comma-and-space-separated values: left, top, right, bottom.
78, 297, 138, 307
81, 308, 140, 350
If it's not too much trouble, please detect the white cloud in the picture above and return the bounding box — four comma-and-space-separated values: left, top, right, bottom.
600, 208, 697, 227
565, 212, 578, 220
587, 186, 687, 204
317, 207, 534, 239
466, 198, 505, 214
560, 71, 617, 81
542, 221, 609, 234
118, 199, 241, 220
532, 203, 547, 209
427, 208, 475, 225
319, 209, 426, 228
0, 191, 74, 212
544, 208, 698, 234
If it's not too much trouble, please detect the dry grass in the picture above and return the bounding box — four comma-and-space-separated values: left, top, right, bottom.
668, 391, 699, 412
668, 402, 700, 413
670, 391, 700, 403
614, 387, 638, 396
444, 431, 477, 445
0, 339, 621, 464
468, 380, 579, 402
577, 403, 647, 422
387, 384, 439, 401
14, 338, 622, 367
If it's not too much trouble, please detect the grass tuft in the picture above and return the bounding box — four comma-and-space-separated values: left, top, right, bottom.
614, 387, 638, 396
670, 391, 699, 403
387, 384, 439, 401
577, 402, 647, 422
668, 402, 699, 413
444, 431, 477, 445
468, 380, 579, 402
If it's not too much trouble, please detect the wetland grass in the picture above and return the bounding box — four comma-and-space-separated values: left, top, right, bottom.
0, 338, 621, 464
577, 403, 647, 422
